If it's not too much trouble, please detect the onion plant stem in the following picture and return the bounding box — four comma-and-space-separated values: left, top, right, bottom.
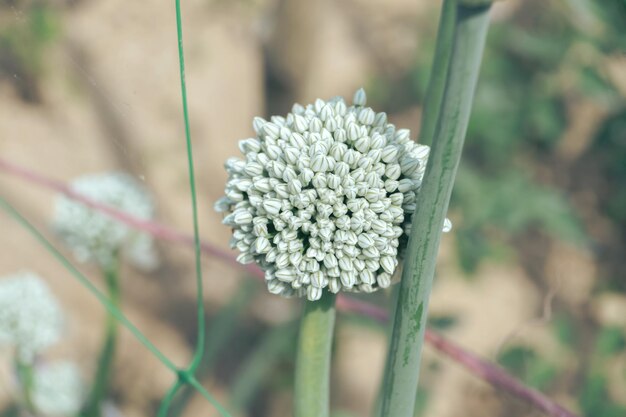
418, 0, 456, 147
294, 292, 337, 417
379, 4, 492, 417
82, 258, 121, 417
15, 359, 35, 412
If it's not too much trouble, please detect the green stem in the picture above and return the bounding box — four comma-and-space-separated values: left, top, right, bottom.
82, 258, 121, 417
15, 359, 35, 412
379, 4, 491, 417
294, 292, 337, 417
157, 380, 183, 417
418, 0, 456, 147
186, 375, 233, 417
173, 0, 206, 376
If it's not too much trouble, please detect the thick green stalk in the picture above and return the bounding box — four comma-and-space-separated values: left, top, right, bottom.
82, 259, 121, 417
379, 4, 491, 417
294, 292, 337, 417
418, 0, 456, 147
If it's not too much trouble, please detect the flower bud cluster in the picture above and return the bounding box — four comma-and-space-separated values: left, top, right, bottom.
31, 361, 84, 416
0, 272, 63, 363
216, 89, 430, 301
53, 172, 158, 270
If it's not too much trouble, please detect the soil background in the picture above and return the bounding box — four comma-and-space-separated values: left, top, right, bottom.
1, 0, 625, 416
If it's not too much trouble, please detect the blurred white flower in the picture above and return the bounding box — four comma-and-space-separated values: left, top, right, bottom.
216, 89, 436, 301
53, 172, 159, 270
0, 272, 63, 363
32, 361, 83, 416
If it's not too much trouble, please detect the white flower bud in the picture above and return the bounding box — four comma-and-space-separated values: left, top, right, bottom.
239, 138, 262, 154
244, 161, 264, 177
289, 132, 306, 148
320, 104, 334, 121
340, 271, 356, 288
385, 163, 402, 180
400, 156, 420, 176
381, 145, 399, 163
288, 179, 303, 195
311, 155, 332, 172
373, 112, 387, 127
262, 199, 282, 216
294, 114, 308, 133
283, 146, 299, 165
253, 116, 266, 134
361, 269, 375, 285
347, 123, 361, 142
354, 136, 371, 153
362, 245, 380, 259
275, 184, 289, 199
236, 253, 254, 264
394, 129, 411, 143
357, 233, 375, 248
275, 268, 296, 282
310, 271, 325, 288
254, 236, 271, 254
397, 178, 414, 193
338, 257, 354, 272
307, 286, 323, 301
334, 128, 347, 143
353, 88, 367, 106
358, 108, 375, 125
380, 255, 397, 274
214, 197, 231, 213
377, 273, 392, 288
309, 117, 323, 133
263, 122, 280, 139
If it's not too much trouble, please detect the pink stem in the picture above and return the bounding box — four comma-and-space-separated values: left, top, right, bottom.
0, 158, 580, 417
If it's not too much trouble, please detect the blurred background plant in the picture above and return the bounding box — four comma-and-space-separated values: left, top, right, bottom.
0, 0, 59, 102
0, 0, 624, 416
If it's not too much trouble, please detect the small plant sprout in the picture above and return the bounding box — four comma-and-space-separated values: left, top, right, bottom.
0, 271, 63, 364
53, 172, 158, 271
31, 360, 84, 416
216, 89, 439, 302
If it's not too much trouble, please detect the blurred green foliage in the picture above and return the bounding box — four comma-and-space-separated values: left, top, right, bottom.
0, 0, 59, 101
498, 346, 558, 391
552, 314, 577, 347
579, 325, 626, 417
373, 0, 626, 273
